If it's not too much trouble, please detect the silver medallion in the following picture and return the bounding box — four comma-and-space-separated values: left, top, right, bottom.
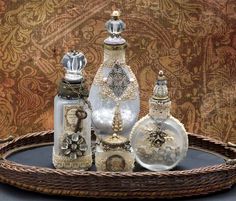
61, 132, 88, 159
107, 63, 130, 97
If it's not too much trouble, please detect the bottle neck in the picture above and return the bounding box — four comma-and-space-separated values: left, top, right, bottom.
58, 79, 89, 100
149, 98, 171, 120
102, 44, 126, 68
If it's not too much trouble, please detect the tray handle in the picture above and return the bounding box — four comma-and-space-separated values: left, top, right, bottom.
227, 142, 236, 148
0, 135, 15, 160
0, 135, 15, 144
225, 142, 236, 165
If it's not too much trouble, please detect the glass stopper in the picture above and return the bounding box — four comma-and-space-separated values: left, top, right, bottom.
104, 10, 126, 45
61, 50, 87, 82
153, 70, 169, 100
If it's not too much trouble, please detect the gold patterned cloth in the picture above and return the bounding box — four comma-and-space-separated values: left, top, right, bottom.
0, 0, 235, 143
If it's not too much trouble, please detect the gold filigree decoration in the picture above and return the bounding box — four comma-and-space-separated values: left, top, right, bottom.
112, 103, 123, 133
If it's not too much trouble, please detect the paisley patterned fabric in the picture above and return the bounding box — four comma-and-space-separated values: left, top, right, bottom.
0, 0, 235, 143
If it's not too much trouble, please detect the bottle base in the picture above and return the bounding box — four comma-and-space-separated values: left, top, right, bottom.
95, 151, 135, 172
53, 153, 92, 170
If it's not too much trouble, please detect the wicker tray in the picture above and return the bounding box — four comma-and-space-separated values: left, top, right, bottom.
0, 130, 235, 199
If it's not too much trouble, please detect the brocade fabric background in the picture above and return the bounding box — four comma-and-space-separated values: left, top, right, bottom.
0, 0, 235, 143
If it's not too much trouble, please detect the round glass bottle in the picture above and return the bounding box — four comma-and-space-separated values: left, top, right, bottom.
130, 71, 188, 171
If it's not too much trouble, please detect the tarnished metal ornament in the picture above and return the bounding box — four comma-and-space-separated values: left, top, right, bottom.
107, 63, 130, 97
61, 133, 88, 159
79, 143, 88, 152
147, 127, 167, 148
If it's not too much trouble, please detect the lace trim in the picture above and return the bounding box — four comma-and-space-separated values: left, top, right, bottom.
53, 150, 92, 170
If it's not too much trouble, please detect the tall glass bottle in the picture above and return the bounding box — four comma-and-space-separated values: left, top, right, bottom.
53, 50, 92, 170
130, 70, 188, 171
89, 11, 140, 140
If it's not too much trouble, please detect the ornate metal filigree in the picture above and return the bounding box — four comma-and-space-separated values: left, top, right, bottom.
92, 64, 138, 101
107, 63, 130, 97
112, 103, 123, 133
147, 127, 167, 148
61, 133, 88, 160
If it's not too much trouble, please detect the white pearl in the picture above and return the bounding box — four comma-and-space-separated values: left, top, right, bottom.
103, 77, 108, 82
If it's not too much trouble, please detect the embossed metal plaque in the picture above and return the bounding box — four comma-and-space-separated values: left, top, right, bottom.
107, 63, 130, 97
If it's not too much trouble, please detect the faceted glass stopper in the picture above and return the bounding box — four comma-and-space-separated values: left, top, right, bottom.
105, 11, 125, 36
104, 10, 126, 45
61, 50, 87, 82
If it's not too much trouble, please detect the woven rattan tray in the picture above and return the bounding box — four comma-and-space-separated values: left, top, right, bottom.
0, 130, 235, 199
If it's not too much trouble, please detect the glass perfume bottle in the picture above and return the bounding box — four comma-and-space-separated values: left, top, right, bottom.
130, 71, 188, 171
95, 103, 135, 172
53, 50, 92, 170
89, 10, 140, 140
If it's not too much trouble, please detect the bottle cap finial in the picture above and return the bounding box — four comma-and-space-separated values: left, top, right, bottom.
157, 70, 166, 80
159, 70, 163, 76
153, 70, 169, 100
111, 10, 120, 18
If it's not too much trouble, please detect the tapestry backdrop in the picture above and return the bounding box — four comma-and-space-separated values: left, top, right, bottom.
0, 0, 235, 143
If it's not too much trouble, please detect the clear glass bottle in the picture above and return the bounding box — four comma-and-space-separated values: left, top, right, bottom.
53, 50, 92, 170
130, 71, 188, 171
89, 10, 140, 140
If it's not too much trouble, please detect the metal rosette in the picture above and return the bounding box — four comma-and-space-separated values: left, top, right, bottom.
61, 132, 88, 160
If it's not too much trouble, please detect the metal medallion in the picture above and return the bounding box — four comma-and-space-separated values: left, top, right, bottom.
61, 132, 88, 160
107, 63, 130, 97
106, 154, 126, 172
147, 127, 167, 148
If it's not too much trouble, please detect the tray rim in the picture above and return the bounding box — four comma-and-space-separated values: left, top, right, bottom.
0, 142, 230, 175
0, 130, 235, 199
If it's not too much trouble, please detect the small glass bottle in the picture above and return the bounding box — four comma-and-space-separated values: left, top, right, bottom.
53, 50, 92, 170
95, 104, 135, 172
89, 10, 140, 140
130, 70, 188, 171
